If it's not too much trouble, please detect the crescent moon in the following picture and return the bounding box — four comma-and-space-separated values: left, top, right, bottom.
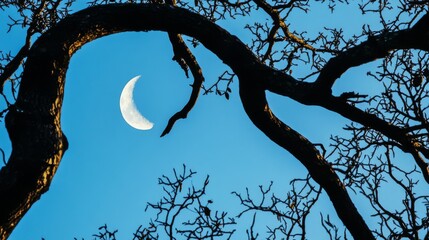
119, 75, 154, 130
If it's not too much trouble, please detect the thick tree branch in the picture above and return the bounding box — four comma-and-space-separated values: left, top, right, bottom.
161, 33, 204, 137
315, 12, 429, 92
161, 0, 205, 137
267, 74, 429, 183
239, 76, 375, 240
161, 22, 204, 137
0, 3, 373, 239
322, 97, 429, 182
264, 14, 429, 183
162, 33, 205, 137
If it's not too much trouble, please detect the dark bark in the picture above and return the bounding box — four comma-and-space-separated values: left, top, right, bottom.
238, 76, 376, 240
7, 3, 429, 239
161, 32, 205, 137
265, 18, 429, 182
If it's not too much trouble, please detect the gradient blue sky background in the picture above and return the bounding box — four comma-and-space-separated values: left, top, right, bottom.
0, 2, 396, 239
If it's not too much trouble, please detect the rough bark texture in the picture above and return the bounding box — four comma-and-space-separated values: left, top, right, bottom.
2, 3, 429, 239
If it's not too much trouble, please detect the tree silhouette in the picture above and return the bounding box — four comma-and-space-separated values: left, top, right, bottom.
1, 1, 429, 239
73, 166, 236, 240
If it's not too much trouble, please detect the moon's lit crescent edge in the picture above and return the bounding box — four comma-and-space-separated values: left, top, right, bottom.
119, 75, 154, 130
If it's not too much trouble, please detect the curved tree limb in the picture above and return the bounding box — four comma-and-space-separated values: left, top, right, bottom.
162, 32, 205, 137
239, 77, 375, 239
264, 15, 429, 183
315, 12, 429, 92
0, 3, 374, 239
161, 0, 205, 137
268, 72, 429, 182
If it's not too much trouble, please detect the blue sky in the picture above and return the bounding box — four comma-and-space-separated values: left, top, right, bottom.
0, 2, 410, 239
2, 31, 315, 238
